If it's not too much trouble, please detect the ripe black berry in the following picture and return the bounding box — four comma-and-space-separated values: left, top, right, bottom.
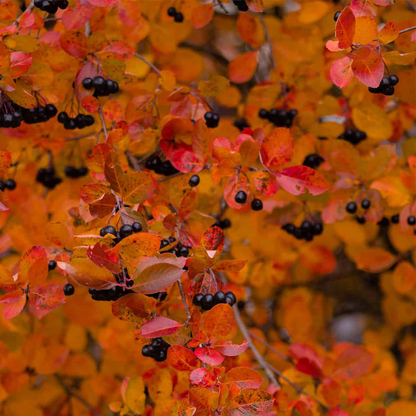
176, 245, 189, 257
303, 154, 324, 170
251, 199, 263, 211
57, 112, 68, 123
132, 222, 142, 233
189, 175, 200, 187
377, 217, 390, 227
361, 199, 371, 210
235, 190, 247, 204
0, 181, 5, 192
201, 294, 214, 310
391, 214, 399, 224
63, 284, 75, 296
204, 111, 219, 128
48, 260, 57, 271
213, 291, 226, 305
142, 345, 154, 357
160, 239, 169, 249
282, 223, 295, 234
356, 217, 366, 224
78, 167, 88, 176
100, 225, 117, 237
174, 12, 184, 22
234, 118, 250, 131
44, 104, 57, 117
334, 11, 341, 21
346, 202, 357, 214
193, 293, 203, 306
389, 75, 399, 86
154, 349, 167, 362
167, 6, 176, 16
225, 291, 236, 306
92, 76, 105, 89
5, 179, 16, 190
313, 223, 323, 235
258, 109, 269, 119
120, 224, 133, 239
64, 119, 76, 130
301, 221, 312, 231
55, 0, 68, 9
407, 216, 416, 226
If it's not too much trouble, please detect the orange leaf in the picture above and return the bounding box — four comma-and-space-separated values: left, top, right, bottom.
141, 316, 182, 338
19, 246, 48, 287
168, 345, 199, 371
228, 52, 258, 84
330, 56, 354, 88
225, 367, 262, 389
332, 345, 373, 380
202, 304, 235, 338
354, 248, 397, 273
191, 4, 214, 29
336, 7, 356, 49
392, 261, 416, 294
352, 49, 384, 88
353, 16, 378, 45
237, 13, 264, 49
229, 389, 273, 415
378, 21, 399, 44
112, 293, 156, 322
9, 52, 32, 78
60, 30, 89, 59
260, 127, 293, 170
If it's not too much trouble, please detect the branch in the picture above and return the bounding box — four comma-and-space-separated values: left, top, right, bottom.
258, 14, 277, 70
399, 25, 416, 35
55, 374, 102, 416
177, 280, 191, 326
125, 150, 141, 171
65, 132, 96, 142
233, 305, 280, 387
405, 0, 416, 12
156, 172, 184, 182
265, 363, 330, 411
248, 330, 292, 363
97, 107, 108, 140
134, 53, 161, 76
14, 1, 34, 25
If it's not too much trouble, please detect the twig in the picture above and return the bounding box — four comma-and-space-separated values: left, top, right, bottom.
248, 330, 292, 363
177, 280, 191, 326
134, 53, 161, 76
258, 14, 277, 71
98, 107, 108, 140
65, 132, 96, 142
405, 0, 416, 11
156, 172, 184, 182
84, 21, 91, 37
265, 363, 330, 411
14, 1, 34, 25
233, 305, 279, 387
399, 25, 416, 35
125, 150, 141, 171
55, 374, 102, 416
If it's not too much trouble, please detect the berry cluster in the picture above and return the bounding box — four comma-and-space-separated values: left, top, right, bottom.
204, 112, 220, 128
369, 75, 399, 96
160, 238, 190, 257
193, 291, 237, 311
189, 175, 200, 187
145, 156, 180, 176
303, 154, 324, 170
346, 199, 371, 214
142, 338, 170, 362
82, 76, 119, 97
57, 112, 95, 130
0, 179, 16, 192
233, 0, 248, 11
36, 168, 62, 190
63, 284, 74, 296
34, 0, 67, 13
234, 118, 250, 131
167, 6, 184, 22
282, 221, 323, 241
338, 129, 367, 145
1, 103, 57, 127
234, 191, 263, 211
65, 166, 89, 179
214, 218, 231, 230
100, 222, 143, 245
258, 108, 298, 128
89, 286, 133, 302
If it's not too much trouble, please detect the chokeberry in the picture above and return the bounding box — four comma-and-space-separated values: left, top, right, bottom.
303, 154, 324, 170
282, 223, 295, 234
204, 111, 219, 128
258, 109, 269, 119
5, 179, 16, 190
389, 75, 399, 86
48, 260, 57, 271
120, 224, 133, 239
235, 190, 247, 204
407, 216, 416, 225
334, 11, 341, 21
346, 202, 357, 214
225, 291, 236, 306
251, 199, 263, 211
201, 294, 214, 310
44, 104, 57, 117
167, 6, 176, 16
361, 199, 371, 210
132, 222, 142, 233
78, 167, 88, 176
213, 291, 226, 305
174, 12, 184, 22
100, 225, 117, 237
301, 221, 312, 231
63, 284, 75, 296
142, 345, 154, 357
0, 181, 5, 192
377, 217, 390, 227
391, 214, 399, 224
154, 349, 167, 362
92, 76, 106, 89
57, 112, 68, 123
356, 217, 366, 224
160, 239, 169, 249
313, 223, 323, 235
189, 175, 200, 187
176, 245, 189, 257
193, 293, 203, 306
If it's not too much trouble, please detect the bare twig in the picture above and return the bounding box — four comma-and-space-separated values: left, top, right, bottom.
259, 14, 277, 71
55, 374, 101, 416
134, 53, 161, 76
65, 132, 96, 142
233, 305, 279, 387
98, 107, 108, 140
399, 25, 416, 35
14, 1, 34, 25
248, 330, 292, 363
84, 21, 91, 37
156, 172, 184, 182
265, 363, 330, 411
125, 150, 141, 171
405, 0, 416, 11
177, 280, 191, 326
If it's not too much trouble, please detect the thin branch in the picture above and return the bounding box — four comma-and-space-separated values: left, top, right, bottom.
248, 330, 292, 363
84, 21, 91, 37
405, 0, 416, 11
14, 1, 34, 25
233, 305, 279, 387
98, 107, 108, 140
258, 14, 277, 70
125, 150, 141, 171
177, 280, 191, 326
265, 363, 330, 411
134, 53, 161, 76
156, 172, 184, 182
55, 374, 101, 416
399, 25, 416, 35
65, 132, 96, 142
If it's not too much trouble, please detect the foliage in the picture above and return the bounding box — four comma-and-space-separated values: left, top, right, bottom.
0, 0, 415, 415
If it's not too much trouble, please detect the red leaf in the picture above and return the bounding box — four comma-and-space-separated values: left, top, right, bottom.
352, 49, 384, 88
87, 0, 117, 6
260, 127, 293, 170
141, 316, 182, 338
201, 226, 225, 252
190, 368, 217, 387
215, 340, 249, 357
0, 291, 26, 319
19, 246, 48, 287
336, 7, 356, 49
329, 409, 350, 416
275, 166, 330, 196
62, 5, 95, 30
19, 9, 34, 28
87, 243, 121, 274
29, 284, 65, 317
168, 345, 199, 371
332, 345, 373, 380
9, 52, 32, 78
60, 30, 88, 59
330, 57, 354, 88
289, 343, 323, 378
194, 347, 225, 366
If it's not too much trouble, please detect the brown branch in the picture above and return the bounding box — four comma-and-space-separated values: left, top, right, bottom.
97, 107, 108, 140
248, 330, 292, 363
65, 132, 96, 142
177, 280, 191, 327
125, 150, 141, 171
14, 1, 34, 25
258, 14, 277, 70
399, 25, 416, 35
233, 305, 280, 387
134, 53, 161, 76
405, 0, 416, 11
55, 374, 101, 416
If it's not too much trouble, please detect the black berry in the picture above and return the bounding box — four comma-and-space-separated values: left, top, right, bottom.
251, 199, 263, 211
391, 214, 399, 224
63, 284, 75, 296
346, 202, 357, 214
334, 11, 341, 21
100, 225, 117, 237
132, 222, 142, 233
258, 109, 269, 119
361, 199, 371, 210
189, 175, 200, 187
167, 6, 176, 16
407, 216, 416, 226
235, 191, 247, 204
225, 291, 236, 306
174, 12, 184, 22
48, 260, 57, 271
201, 294, 214, 310
213, 291, 226, 305
193, 293, 203, 307
120, 224, 133, 239
5, 179, 16, 190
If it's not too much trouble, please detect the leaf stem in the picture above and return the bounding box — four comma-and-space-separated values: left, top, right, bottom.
55, 374, 102, 416
98, 107, 108, 140
125, 150, 141, 171
232, 304, 280, 387
177, 280, 191, 326
134, 53, 161, 76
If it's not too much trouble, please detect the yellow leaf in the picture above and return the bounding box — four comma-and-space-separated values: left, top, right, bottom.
159, 70, 176, 92
383, 51, 416, 65
298, 1, 330, 24
198, 75, 230, 97
353, 16, 378, 45
125, 376, 145, 414
354, 248, 397, 273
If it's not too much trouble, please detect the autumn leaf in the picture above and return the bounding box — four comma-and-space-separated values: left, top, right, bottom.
260, 127, 293, 170
141, 316, 183, 338
354, 248, 397, 273
194, 347, 225, 366
335, 7, 355, 49
202, 304, 235, 339
168, 345, 199, 371
228, 52, 258, 84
